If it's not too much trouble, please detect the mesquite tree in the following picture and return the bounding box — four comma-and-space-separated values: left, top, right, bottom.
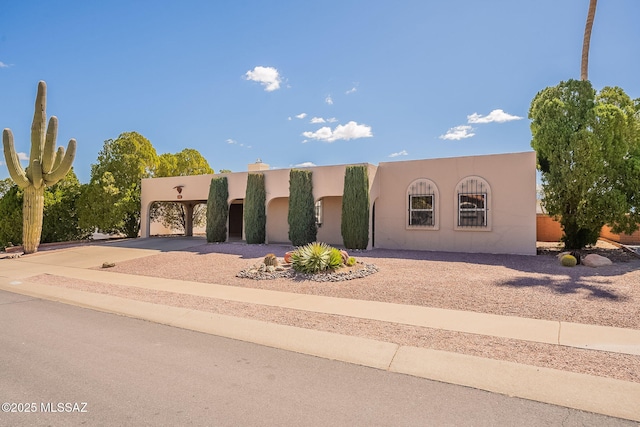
529, 79, 640, 249
2, 81, 76, 254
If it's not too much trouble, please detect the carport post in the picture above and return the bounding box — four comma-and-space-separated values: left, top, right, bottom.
185, 203, 194, 237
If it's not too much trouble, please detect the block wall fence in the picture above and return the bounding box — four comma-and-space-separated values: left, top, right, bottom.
536, 214, 640, 245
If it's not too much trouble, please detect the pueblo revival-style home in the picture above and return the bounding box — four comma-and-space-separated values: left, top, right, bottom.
140, 151, 537, 255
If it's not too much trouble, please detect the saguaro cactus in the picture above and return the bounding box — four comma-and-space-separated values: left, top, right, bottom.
2, 81, 76, 254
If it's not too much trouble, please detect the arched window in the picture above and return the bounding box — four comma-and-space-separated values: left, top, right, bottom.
455, 176, 491, 230
407, 178, 439, 229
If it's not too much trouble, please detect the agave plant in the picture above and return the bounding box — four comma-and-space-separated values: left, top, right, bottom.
291, 242, 336, 273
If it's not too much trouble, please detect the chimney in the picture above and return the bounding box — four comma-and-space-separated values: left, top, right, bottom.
248, 158, 269, 172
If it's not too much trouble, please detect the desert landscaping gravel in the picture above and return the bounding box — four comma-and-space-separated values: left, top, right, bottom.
27, 239, 640, 383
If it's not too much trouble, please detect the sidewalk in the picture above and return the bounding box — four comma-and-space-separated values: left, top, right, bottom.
1, 237, 639, 422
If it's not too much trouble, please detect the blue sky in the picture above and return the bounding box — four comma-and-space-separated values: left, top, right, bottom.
1, 0, 639, 183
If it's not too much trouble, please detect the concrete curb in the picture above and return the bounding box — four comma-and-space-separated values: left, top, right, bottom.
390, 347, 640, 422
2, 281, 639, 422
6, 260, 639, 357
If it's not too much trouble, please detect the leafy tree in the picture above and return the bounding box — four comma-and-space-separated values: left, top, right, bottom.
206, 176, 229, 242
0, 170, 90, 249
156, 148, 214, 177
151, 149, 214, 232
79, 132, 158, 237
0, 179, 23, 249
529, 79, 640, 249
0, 178, 14, 198
341, 165, 370, 249
244, 173, 266, 244
42, 169, 92, 243
287, 169, 317, 246
219, 169, 232, 174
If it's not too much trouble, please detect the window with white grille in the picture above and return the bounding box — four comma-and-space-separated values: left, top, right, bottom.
455, 176, 491, 230
407, 179, 439, 229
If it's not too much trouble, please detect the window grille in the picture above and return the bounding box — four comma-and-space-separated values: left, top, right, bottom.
457, 178, 488, 228
408, 179, 436, 227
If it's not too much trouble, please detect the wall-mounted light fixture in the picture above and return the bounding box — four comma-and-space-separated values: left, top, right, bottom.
174, 185, 184, 199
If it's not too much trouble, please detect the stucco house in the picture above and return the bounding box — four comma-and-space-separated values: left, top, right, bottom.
140, 151, 537, 255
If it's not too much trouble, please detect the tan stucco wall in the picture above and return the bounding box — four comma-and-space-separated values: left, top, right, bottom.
140, 154, 536, 254
372, 152, 536, 255
316, 196, 343, 246
266, 197, 289, 243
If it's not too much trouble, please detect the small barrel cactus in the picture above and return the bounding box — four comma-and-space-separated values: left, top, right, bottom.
561, 254, 577, 267
264, 253, 279, 267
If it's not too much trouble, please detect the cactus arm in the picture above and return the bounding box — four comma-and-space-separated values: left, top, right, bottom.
31, 159, 43, 189
42, 116, 58, 173
52, 146, 64, 171
43, 138, 76, 185
2, 128, 30, 188
30, 81, 47, 164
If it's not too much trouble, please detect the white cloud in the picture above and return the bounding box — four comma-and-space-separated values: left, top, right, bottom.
467, 109, 522, 124
346, 87, 357, 95
439, 125, 475, 141
0, 61, 9, 68
17, 152, 29, 161
303, 127, 333, 142
327, 117, 338, 123
389, 150, 408, 158
294, 162, 316, 168
303, 121, 373, 143
296, 113, 307, 119
226, 139, 250, 148
310, 117, 325, 124
244, 66, 282, 92
325, 95, 333, 105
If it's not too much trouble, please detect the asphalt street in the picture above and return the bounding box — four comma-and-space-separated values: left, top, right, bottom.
0, 290, 634, 427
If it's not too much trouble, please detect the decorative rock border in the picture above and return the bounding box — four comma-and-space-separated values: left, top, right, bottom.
237, 262, 379, 282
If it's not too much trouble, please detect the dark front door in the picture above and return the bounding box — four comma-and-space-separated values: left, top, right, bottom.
229, 203, 243, 239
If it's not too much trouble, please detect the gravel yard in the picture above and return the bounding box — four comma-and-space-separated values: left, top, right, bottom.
28, 239, 640, 383
101, 240, 640, 329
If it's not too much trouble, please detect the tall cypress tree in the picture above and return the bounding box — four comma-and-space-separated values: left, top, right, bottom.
341, 165, 369, 249
206, 176, 229, 243
287, 169, 317, 246
245, 173, 266, 244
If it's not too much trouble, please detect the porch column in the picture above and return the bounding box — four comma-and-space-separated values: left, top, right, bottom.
184, 203, 194, 237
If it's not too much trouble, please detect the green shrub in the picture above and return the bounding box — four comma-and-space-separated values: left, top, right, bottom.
328, 248, 344, 269
288, 169, 317, 246
346, 256, 356, 267
341, 165, 369, 249
561, 254, 577, 267
245, 173, 266, 244
206, 177, 229, 242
